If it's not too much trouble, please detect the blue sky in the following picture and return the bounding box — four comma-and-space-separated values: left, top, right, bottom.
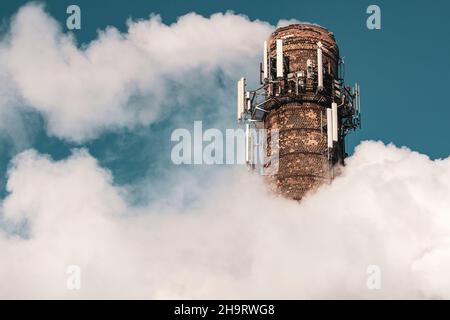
0, 0, 449, 197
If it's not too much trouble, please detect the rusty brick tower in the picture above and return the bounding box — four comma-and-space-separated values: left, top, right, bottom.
237, 24, 360, 200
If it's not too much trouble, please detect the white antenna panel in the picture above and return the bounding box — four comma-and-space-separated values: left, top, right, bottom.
332, 102, 338, 142
327, 108, 333, 148
237, 77, 245, 121
317, 42, 323, 90
276, 39, 283, 78
245, 91, 251, 111
263, 41, 268, 80
307, 59, 313, 79
357, 83, 361, 114
245, 123, 253, 164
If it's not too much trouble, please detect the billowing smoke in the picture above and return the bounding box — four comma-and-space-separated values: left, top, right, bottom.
0, 3, 271, 141
0, 4, 449, 299
1, 141, 450, 299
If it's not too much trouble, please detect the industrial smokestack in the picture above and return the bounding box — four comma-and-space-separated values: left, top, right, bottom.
238, 24, 361, 200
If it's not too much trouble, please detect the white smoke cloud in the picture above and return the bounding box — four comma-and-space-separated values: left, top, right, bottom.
0, 141, 450, 299
1, 3, 449, 300
0, 3, 272, 141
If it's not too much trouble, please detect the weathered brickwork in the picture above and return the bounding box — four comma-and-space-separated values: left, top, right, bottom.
265, 24, 341, 200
